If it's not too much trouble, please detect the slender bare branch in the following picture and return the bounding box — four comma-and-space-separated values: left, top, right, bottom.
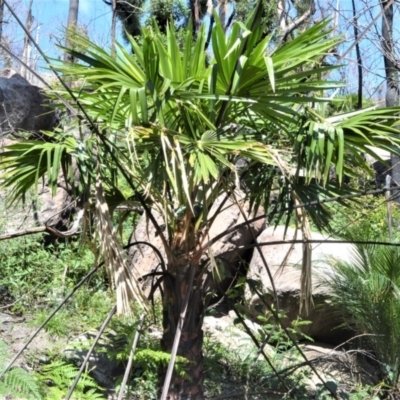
65, 306, 117, 400
280, 1, 316, 42
117, 313, 146, 400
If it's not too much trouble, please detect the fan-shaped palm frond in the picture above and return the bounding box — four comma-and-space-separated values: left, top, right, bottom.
0, 132, 86, 205
326, 240, 400, 385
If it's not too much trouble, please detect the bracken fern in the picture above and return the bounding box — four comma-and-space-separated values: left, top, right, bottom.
37, 360, 105, 400
0, 339, 42, 399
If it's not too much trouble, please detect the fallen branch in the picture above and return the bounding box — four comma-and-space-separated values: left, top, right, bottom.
0, 209, 84, 241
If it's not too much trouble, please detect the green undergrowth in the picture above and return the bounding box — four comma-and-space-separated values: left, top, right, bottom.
0, 338, 106, 400
0, 233, 116, 337
106, 311, 189, 399
0, 235, 98, 308
31, 286, 114, 337
326, 195, 400, 240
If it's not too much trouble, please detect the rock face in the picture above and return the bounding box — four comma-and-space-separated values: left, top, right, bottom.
0, 170, 77, 236
245, 226, 354, 345
364, 148, 391, 188
0, 74, 57, 137
128, 209, 165, 291
35, 181, 76, 232
128, 194, 265, 296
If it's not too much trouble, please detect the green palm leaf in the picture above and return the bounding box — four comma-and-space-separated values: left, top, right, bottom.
0, 133, 90, 205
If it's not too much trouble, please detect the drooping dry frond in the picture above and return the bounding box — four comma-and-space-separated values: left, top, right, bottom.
94, 172, 148, 315
276, 226, 298, 278
292, 190, 313, 315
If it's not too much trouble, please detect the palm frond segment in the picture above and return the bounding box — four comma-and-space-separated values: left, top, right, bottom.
0, 133, 82, 205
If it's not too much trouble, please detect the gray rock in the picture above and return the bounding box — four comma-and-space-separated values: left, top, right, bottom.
0, 138, 78, 235
0, 312, 52, 368
0, 74, 57, 137
64, 330, 119, 389
245, 226, 354, 345
203, 314, 274, 360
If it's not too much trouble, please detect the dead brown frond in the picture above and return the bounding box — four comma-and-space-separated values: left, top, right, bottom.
292, 190, 313, 315
95, 172, 148, 315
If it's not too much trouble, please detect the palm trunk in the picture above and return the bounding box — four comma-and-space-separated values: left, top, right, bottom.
161, 261, 205, 399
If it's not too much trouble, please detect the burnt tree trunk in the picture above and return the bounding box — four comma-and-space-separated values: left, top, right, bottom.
190, 0, 201, 36
351, 0, 362, 109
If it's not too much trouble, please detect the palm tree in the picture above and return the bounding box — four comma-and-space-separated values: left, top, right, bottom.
2, 4, 400, 398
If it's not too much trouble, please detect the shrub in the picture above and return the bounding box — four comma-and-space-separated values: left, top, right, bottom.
325, 240, 400, 386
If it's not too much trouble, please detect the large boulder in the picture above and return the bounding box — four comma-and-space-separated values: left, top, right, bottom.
245, 226, 354, 345
128, 194, 265, 296
0, 74, 57, 137
203, 314, 274, 359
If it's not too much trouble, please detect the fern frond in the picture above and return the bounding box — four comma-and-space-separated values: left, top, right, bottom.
0, 340, 42, 400
37, 360, 104, 400
2, 367, 42, 399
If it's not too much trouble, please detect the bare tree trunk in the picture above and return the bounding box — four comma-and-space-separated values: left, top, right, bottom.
32, 24, 40, 72
161, 261, 205, 400
381, 0, 400, 194
64, 0, 79, 62
277, 0, 287, 32
190, 0, 201, 35
351, 0, 362, 109
21, 0, 33, 80
0, 0, 4, 44
111, 0, 117, 57
219, 0, 228, 32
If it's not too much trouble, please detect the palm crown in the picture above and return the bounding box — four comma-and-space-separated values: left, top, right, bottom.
3, 13, 399, 219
